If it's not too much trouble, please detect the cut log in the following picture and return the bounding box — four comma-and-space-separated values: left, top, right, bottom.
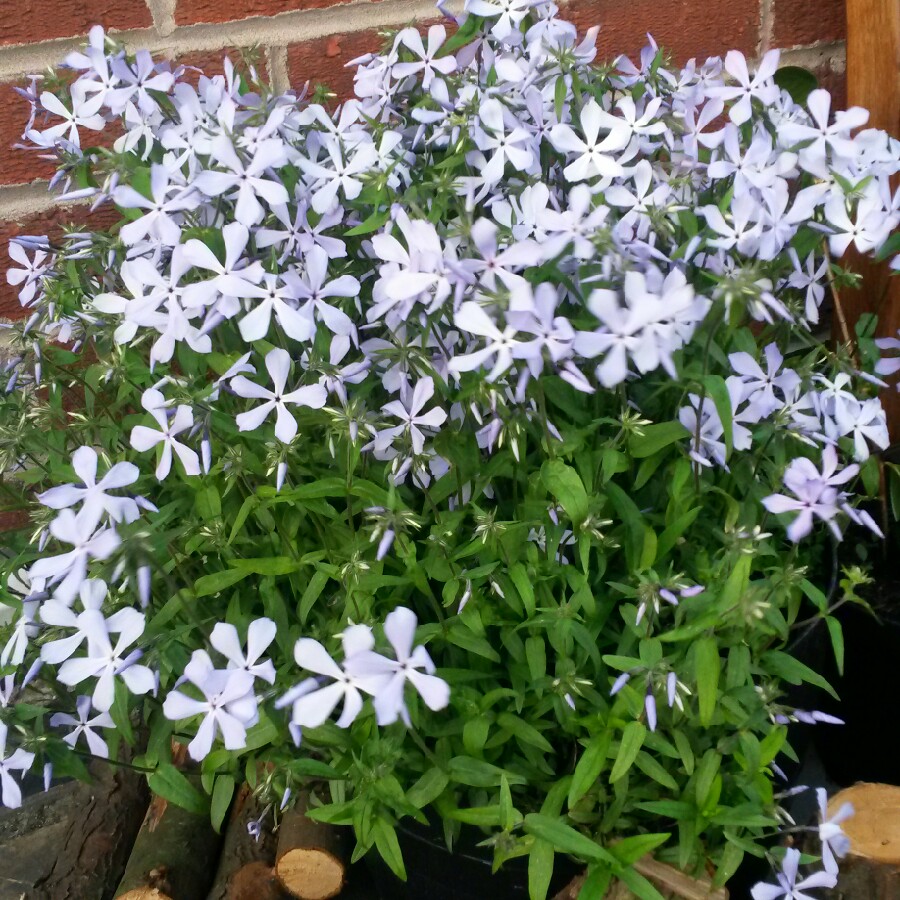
207, 784, 280, 900
275, 791, 348, 900
552, 855, 728, 900
115, 787, 224, 900
0, 758, 148, 900
222, 861, 285, 900
820, 783, 900, 898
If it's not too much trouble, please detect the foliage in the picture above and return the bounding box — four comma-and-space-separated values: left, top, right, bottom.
1, 2, 898, 895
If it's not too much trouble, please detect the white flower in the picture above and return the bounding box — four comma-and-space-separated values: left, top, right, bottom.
28, 511, 120, 606
194, 135, 290, 226
27, 82, 105, 148
231, 348, 327, 443
129, 389, 200, 480
112, 164, 199, 246
50, 695, 115, 758
277, 625, 379, 729
345, 607, 450, 726
373, 376, 447, 454
163, 650, 257, 761
816, 788, 853, 875
49, 600, 155, 712
709, 49, 781, 125
0, 721, 35, 809
37, 446, 140, 530
549, 98, 631, 181
210, 618, 277, 684
393, 25, 456, 89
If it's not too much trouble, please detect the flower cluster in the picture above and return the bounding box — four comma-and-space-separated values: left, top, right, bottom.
0, 0, 897, 893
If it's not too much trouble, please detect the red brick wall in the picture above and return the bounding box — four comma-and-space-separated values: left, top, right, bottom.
0, 0, 848, 323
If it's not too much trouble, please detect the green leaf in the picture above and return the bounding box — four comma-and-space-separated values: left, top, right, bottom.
720, 555, 751, 610
541, 460, 589, 524
448, 757, 527, 788
436, 12, 482, 56
634, 752, 678, 791
694, 750, 721, 808
617, 866, 667, 900
229, 557, 299, 576
609, 833, 669, 866
525, 636, 546, 683
110, 680, 135, 746
568, 733, 611, 809
610, 722, 646, 783
497, 712, 553, 753
774, 65, 818, 105
194, 485, 221, 521
298, 569, 330, 624
656, 508, 700, 560
695, 637, 721, 727
523, 814, 613, 863
194, 568, 249, 597
499, 775, 515, 831
553, 71, 567, 123
672, 730, 695, 776
447, 622, 501, 662
529, 839, 555, 900
636, 800, 694, 819
701, 375, 733, 458
762, 649, 838, 699
407, 767, 449, 808
372, 819, 406, 880
228, 495, 258, 544
211, 774, 235, 834
875, 230, 900, 262
509, 563, 536, 617
826, 616, 845, 675
628, 422, 689, 458
605, 482, 645, 571
148, 764, 210, 816
344, 208, 390, 236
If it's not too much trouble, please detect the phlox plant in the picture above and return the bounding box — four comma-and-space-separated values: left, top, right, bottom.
1, 1, 899, 895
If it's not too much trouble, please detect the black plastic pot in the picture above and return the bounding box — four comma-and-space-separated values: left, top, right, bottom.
366, 815, 580, 900
812, 590, 900, 786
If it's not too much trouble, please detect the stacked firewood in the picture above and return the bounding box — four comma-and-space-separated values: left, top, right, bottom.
0, 757, 365, 900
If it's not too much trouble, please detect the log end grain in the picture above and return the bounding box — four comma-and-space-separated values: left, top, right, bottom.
276, 848, 345, 900
227, 861, 285, 900
829, 783, 900, 864
118, 890, 174, 900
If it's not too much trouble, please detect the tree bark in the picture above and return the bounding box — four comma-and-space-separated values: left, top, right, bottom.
207, 784, 281, 900
0, 759, 148, 900
114, 788, 223, 900
275, 791, 348, 900
821, 783, 900, 898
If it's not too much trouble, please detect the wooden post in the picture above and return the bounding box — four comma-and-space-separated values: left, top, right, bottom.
843, 0, 900, 434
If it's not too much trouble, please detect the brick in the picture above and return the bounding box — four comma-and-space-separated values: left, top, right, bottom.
0, 81, 55, 187
809, 62, 847, 110
0, 205, 117, 320
566, 0, 761, 63
0, 0, 152, 47
175, 0, 356, 26
287, 29, 390, 100
166, 48, 270, 84
0, 510, 29, 533
773, 0, 846, 49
